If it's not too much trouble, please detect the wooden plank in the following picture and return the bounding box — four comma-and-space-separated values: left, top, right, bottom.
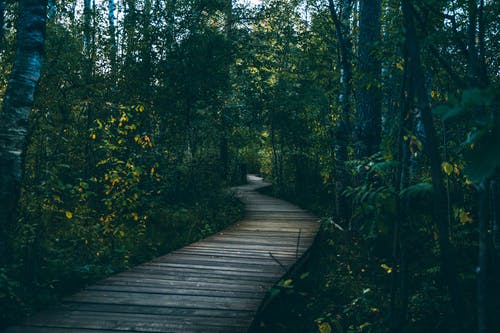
85, 284, 266, 300
95, 276, 270, 293
64, 291, 262, 311
104, 271, 276, 286
152, 253, 296, 266
25, 311, 253, 332
59, 302, 256, 318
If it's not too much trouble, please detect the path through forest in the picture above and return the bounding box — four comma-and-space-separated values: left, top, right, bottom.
3, 175, 319, 333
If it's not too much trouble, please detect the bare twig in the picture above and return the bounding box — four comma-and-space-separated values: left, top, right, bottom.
269, 252, 287, 272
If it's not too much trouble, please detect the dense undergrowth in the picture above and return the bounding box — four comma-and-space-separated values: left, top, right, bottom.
251, 182, 478, 333
0, 186, 244, 329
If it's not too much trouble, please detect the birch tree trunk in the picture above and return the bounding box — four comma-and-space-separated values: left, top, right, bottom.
0, 0, 47, 261
0, 0, 4, 50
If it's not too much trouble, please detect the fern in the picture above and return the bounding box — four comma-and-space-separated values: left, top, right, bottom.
400, 182, 433, 200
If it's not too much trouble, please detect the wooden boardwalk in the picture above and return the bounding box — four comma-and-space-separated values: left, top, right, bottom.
4, 175, 319, 333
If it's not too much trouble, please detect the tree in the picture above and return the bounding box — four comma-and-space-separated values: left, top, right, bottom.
108, 0, 117, 75
0, 0, 4, 50
0, 0, 47, 261
401, 0, 466, 329
327, 0, 353, 220
355, 0, 381, 158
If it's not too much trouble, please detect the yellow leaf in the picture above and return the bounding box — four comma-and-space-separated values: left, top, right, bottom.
380, 263, 392, 274
459, 210, 473, 224
138, 105, 144, 113
442, 162, 453, 176
65, 211, 73, 219
90, 133, 96, 140
318, 322, 332, 333
396, 62, 404, 71
359, 322, 371, 331
119, 230, 125, 237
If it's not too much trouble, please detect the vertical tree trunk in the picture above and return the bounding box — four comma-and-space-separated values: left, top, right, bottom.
328, 0, 352, 221
477, 0, 487, 84
355, 0, 381, 158
477, 181, 491, 333
220, 0, 232, 181
108, 0, 117, 75
493, 180, 500, 264
390, 64, 411, 332
0, 0, 47, 262
83, 0, 92, 54
467, 0, 479, 83
0, 0, 4, 50
141, 0, 153, 98
82, 0, 94, 178
401, 0, 467, 329
328, 0, 353, 144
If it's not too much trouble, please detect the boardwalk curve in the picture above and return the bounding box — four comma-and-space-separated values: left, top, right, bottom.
4, 175, 319, 333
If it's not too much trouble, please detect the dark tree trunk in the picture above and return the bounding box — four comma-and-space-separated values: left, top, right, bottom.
0, 0, 47, 262
401, 0, 467, 329
220, 0, 232, 181
108, 0, 117, 75
493, 180, 500, 264
328, 0, 352, 222
477, 0, 487, 84
390, 64, 412, 332
327, 0, 353, 145
467, 0, 479, 83
83, 0, 92, 54
355, 0, 381, 158
477, 181, 491, 333
0, 0, 4, 50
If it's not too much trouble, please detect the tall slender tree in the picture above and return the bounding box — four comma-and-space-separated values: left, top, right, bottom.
327, 0, 353, 220
355, 0, 381, 158
108, 0, 117, 74
401, 0, 466, 329
0, 0, 4, 50
0, 0, 47, 261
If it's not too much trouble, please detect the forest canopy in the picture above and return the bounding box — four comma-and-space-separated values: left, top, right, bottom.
0, 0, 499, 332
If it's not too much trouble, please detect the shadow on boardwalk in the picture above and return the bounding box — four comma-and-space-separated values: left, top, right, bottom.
3, 175, 319, 333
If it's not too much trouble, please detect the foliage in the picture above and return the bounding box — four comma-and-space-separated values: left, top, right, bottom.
1, 0, 499, 331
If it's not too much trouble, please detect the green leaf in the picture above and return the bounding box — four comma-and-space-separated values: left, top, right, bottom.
433, 105, 465, 122
400, 182, 433, 199
463, 124, 500, 183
